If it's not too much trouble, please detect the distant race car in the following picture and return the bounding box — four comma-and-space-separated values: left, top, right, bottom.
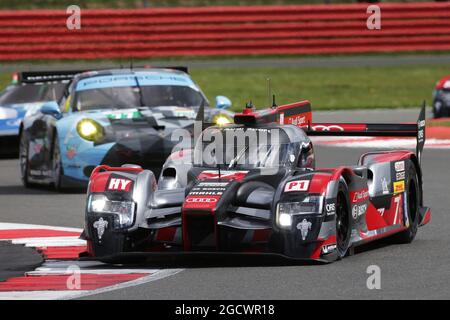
432, 75, 450, 118
19, 67, 233, 190
80, 101, 431, 263
0, 72, 69, 156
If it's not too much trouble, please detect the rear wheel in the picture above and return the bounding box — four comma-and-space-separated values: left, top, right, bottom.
52, 132, 63, 191
393, 164, 419, 243
336, 180, 351, 259
19, 131, 30, 188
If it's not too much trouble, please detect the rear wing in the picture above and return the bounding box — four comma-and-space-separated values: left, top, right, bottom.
15, 65, 188, 84
17, 70, 87, 84
306, 105, 426, 164
233, 101, 426, 164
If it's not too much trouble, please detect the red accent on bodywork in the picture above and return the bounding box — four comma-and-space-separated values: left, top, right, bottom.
89, 165, 143, 193
155, 227, 177, 242
310, 235, 336, 260
311, 123, 367, 132
365, 202, 388, 231
89, 172, 110, 193
308, 173, 332, 194
197, 170, 248, 181
251, 229, 272, 242
183, 195, 221, 210
420, 208, 432, 226
359, 150, 413, 165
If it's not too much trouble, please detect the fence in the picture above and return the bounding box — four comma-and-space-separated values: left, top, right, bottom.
0, 2, 449, 60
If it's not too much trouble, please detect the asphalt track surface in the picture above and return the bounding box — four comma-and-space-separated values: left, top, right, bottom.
0, 108, 449, 299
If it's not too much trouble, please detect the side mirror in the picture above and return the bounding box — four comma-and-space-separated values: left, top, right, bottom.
40, 101, 62, 119
215, 96, 232, 110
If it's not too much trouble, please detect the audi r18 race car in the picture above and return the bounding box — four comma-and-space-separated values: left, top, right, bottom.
81, 101, 431, 263
0, 71, 69, 156
432, 75, 450, 118
19, 67, 233, 190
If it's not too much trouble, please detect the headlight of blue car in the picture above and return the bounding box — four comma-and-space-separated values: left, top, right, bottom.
276, 195, 324, 228
88, 194, 135, 229
77, 118, 104, 142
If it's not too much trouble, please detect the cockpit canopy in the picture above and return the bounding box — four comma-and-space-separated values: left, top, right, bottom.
192, 124, 315, 170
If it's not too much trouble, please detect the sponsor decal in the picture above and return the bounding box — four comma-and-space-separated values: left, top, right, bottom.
66, 145, 77, 159
352, 189, 369, 203
107, 109, 141, 120
285, 115, 306, 127
93, 217, 108, 240
197, 182, 229, 187
311, 124, 344, 132
393, 180, 405, 194
394, 161, 405, 172
183, 195, 221, 210
381, 177, 389, 195
322, 243, 337, 255
107, 178, 133, 191
352, 203, 368, 219
284, 180, 310, 192
325, 202, 336, 216
377, 208, 385, 216
396, 171, 405, 181
296, 219, 312, 241
186, 197, 217, 203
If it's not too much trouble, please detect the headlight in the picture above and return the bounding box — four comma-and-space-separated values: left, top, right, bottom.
276, 196, 324, 228
76, 118, 104, 142
212, 113, 232, 126
88, 194, 135, 229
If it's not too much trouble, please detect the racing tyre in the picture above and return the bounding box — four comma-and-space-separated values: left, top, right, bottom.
52, 132, 63, 191
433, 100, 443, 118
392, 164, 419, 244
336, 179, 351, 259
19, 130, 31, 188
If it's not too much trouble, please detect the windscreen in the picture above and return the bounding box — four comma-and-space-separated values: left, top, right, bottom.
73, 85, 205, 111
0, 83, 66, 105
193, 127, 300, 170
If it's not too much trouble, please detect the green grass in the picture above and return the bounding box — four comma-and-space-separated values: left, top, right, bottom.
2, 62, 449, 111
191, 64, 449, 111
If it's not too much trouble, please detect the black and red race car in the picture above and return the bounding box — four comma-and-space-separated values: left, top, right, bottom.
80, 100, 431, 263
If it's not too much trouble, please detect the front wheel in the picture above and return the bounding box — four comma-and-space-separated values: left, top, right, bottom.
19, 131, 30, 188
335, 179, 351, 259
52, 132, 63, 191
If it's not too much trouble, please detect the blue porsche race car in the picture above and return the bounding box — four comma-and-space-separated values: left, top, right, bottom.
19, 67, 233, 190
0, 71, 72, 156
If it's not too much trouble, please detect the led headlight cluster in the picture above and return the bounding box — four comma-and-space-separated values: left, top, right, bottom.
212, 113, 232, 126
276, 195, 324, 228
76, 118, 104, 142
88, 194, 135, 229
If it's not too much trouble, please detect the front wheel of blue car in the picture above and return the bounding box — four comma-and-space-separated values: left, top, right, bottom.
52, 132, 63, 191
19, 131, 30, 188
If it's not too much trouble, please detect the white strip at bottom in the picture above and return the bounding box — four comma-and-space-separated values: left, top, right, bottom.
0, 222, 82, 232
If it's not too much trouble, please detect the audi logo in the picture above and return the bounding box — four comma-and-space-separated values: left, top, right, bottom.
186, 197, 217, 203
311, 125, 344, 132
